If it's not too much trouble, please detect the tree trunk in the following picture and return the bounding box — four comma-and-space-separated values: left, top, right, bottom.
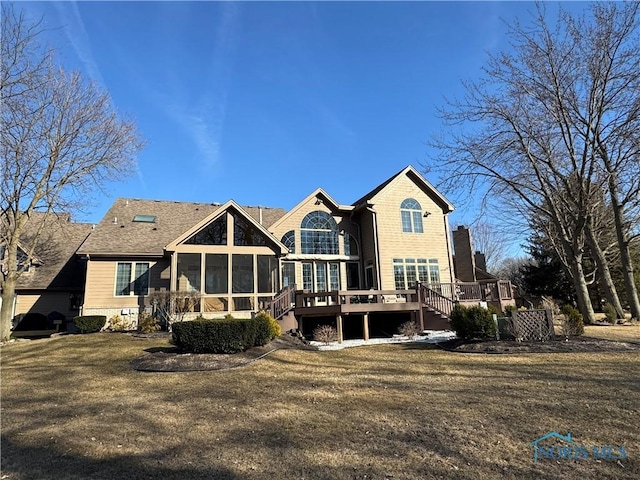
584, 225, 625, 319
566, 253, 596, 324
1, 239, 21, 342
0, 280, 16, 342
609, 182, 640, 320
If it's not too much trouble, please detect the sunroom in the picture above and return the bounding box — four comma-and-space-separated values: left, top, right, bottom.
164, 202, 287, 316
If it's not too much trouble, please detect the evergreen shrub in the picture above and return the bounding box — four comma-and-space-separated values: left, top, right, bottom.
73, 315, 107, 333
449, 304, 496, 341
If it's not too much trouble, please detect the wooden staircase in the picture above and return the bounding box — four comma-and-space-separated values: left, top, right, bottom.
264, 284, 296, 320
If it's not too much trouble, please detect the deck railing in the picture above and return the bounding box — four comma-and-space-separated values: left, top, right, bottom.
417, 283, 457, 317
264, 284, 297, 320
284, 280, 513, 319
428, 281, 513, 302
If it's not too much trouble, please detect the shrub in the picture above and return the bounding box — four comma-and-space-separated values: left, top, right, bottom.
449, 304, 496, 341
602, 302, 618, 324
253, 311, 281, 346
560, 305, 584, 336
172, 317, 258, 353
73, 315, 106, 333
313, 324, 338, 345
138, 312, 161, 333
398, 320, 420, 339
503, 305, 517, 317
13, 312, 48, 331
108, 314, 132, 332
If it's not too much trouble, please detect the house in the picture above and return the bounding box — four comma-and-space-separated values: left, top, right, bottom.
8, 165, 514, 338
2, 212, 92, 330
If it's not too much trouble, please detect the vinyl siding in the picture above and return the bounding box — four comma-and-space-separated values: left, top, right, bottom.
370, 174, 454, 289
15, 292, 77, 318
83, 258, 170, 309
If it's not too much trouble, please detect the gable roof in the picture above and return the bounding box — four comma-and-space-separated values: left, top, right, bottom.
269, 188, 354, 232
352, 165, 455, 213
165, 200, 288, 254
13, 212, 93, 290
78, 198, 286, 256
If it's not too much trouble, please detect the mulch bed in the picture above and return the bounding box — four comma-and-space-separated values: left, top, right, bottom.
130, 334, 316, 372
130, 333, 640, 372
438, 335, 640, 354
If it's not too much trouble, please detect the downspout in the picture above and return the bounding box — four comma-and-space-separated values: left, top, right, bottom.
366, 205, 382, 289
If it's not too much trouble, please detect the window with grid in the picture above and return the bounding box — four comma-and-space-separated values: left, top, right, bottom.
400, 198, 423, 233
300, 211, 339, 254
115, 262, 149, 296
281, 230, 295, 253
393, 258, 434, 289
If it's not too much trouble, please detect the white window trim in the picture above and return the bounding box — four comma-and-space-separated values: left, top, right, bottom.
114, 261, 150, 297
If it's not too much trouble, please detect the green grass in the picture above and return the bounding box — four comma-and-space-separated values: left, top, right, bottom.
1, 331, 639, 479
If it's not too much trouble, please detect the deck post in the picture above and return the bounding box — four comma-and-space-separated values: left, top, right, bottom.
363, 313, 370, 341
336, 314, 343, 343
416, 283, 425, 331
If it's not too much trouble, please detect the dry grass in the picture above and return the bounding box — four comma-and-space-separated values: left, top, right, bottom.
1, 332, 639, 479
584, 324, 640, 343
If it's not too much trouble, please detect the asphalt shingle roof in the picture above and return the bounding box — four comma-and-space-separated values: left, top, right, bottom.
15, 212, 93, 290
78, 198, 287, 256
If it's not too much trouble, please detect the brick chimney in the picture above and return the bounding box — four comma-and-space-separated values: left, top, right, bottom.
453, 225, 477, 282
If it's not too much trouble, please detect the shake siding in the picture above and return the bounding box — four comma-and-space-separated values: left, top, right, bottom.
371, 175, 453, 289
84, 258, 169, 309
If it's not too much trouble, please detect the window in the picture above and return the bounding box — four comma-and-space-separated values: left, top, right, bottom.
232, 254, 254, 293
282, 262, 295, 288
302, 263, 313, 291
185, 216, 227, 245
233, 212, 266, 246
115, 262, 149, 296
300, 211, 339, 254
205, 254, 228, 294
177, 253, 201, 292
400, 198, 423, 233
393, 258, 436, 289
428, 259, 441, 284
257, 255, 278, 293
344, 232, 358, 256
346, 262, 359, 290
132, 214, 156, 223
281, 230, 295, 253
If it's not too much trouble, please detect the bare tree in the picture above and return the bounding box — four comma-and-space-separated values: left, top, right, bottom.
0, 6, 144, 341
469, 221, 509, 273
428, 2, 640, 323
149, 290, 202, 330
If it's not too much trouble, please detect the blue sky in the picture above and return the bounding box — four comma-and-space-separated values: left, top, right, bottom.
21, 1, 589, 229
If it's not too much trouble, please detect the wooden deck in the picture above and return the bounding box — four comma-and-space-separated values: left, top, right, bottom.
294, 289, 422, 317
266, 281, 515, 342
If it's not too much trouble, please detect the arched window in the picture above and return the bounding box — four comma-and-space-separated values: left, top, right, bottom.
281, 230, 295, 253
400, 198, 423, 233
344, 232, 359, 257
300, 211, 339, 254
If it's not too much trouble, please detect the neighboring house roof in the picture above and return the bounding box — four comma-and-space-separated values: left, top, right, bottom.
78, 198, 287, 256
352, 165, 455, 213
12, 212, 93, 290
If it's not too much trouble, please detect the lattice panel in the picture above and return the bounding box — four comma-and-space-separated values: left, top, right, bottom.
512, 309, 555, 342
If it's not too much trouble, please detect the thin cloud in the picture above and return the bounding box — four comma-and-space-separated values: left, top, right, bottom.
52, 1, 105, 86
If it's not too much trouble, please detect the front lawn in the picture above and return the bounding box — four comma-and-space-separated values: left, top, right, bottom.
1, 330, 638, 479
